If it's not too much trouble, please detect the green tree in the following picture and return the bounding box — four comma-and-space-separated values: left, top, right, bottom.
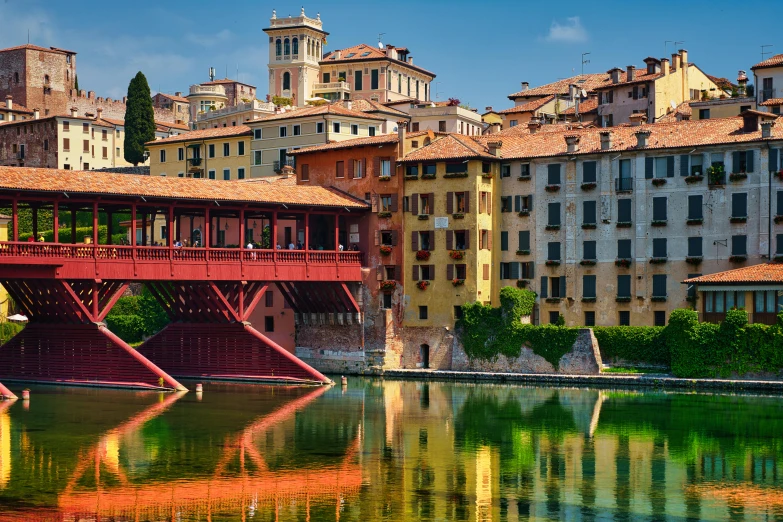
74, 74, 80, 93
123, 71, 156, 166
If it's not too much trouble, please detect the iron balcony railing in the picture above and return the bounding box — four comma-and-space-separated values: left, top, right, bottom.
615, 177, 633, 192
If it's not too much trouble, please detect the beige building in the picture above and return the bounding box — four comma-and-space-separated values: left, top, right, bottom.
393, 100, 483, 136
0, 95, 33, 123
492, 111, 783, 326
194, 99, 276, 130
151, 92, 190, 125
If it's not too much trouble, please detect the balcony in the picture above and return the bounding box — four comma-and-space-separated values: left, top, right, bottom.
188, 84, 228, 97
196, 100, 276, 122
615, 177, 633, 192
761, 88, 777, 102
312, 81, 351, 96
188, 157, 202, 167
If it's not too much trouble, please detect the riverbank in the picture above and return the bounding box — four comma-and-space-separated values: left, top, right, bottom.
382, 368, 783, 392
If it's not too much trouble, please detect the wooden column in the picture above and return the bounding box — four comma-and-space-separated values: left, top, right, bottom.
92, 202, 99, 246
141, 211, 147, 246
53, 201, 59, 243
168, 205, 174, 247
175, 212, 181, 242
32, 206, 38, 238
130, 204, 137, 247
150, 210, 156, 246
71, 208, 77, 244
272, 211, 278, 249
239, 208, 246, 246
106, 210, 112, 245
204, 207, 210, 250
334, 213, 340, 252
304, 212, 310, 251
11, 199, 17, 241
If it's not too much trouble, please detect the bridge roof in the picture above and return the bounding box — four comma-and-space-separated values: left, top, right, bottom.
0, 167, 369, 209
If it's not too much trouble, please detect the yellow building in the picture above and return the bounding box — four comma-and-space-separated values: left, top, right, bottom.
398, 132, 501, 367
146, 125, 252, 180
690, 97, 755, 120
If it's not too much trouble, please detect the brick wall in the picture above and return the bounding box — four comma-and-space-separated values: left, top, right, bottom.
69, 91, 178, 123
0, 48, 75, 117
0, 117, 58, 167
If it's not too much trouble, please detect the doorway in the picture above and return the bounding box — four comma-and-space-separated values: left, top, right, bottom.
420, 344, 430, 369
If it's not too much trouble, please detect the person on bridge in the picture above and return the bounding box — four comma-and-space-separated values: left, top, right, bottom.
339, 243, 344, 251
246, 241, 256, 260
288, 242, 295, 250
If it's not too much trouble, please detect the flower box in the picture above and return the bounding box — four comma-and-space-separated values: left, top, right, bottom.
582, 223, 597, 229
580, 259, 597, 266
651, 178, 667, 187
651, 296, 667, 302
545, 184, 561, 192
443, 172, 468, 179
615, 258, 632, 267
685, 175, 704, 184
616, 221, 632, 228
416, 280, 430, 291
649, 257, 668, 264
729, 172, 748, 182
707, 164, 725, 186
581, 182, 597, 191
729, 255, 747, 262
377, 211, 392, 218
518, 175, 532, 181
516, 280, 528, 288
545, 260, 561, 266
581, 297, 596, 303
516, 249, 530, 256
421, 173, 437, 180
685, 256, 703, 265
730, 216, 747, 223
545, 297, 562, 303
404, 174, 419, 180
775, 215, 783, 224
379, 280, 397, 291
518, 210, 530, 217
449, 250, 465, 260
615, 296, 632, 303
775, 170, 783, 181
481, 173, 493, 179
418, 214, 430, 220
686, 218, 703, 225
545, 224, 561, 231
379, 175, 391, 182
651, 220, 667, 227
452, 213, 465, 219
415, 250, 431, 261
451, 279, 465, 287
379, 245, 392, 256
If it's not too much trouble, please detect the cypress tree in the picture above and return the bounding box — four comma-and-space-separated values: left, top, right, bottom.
74, 74, 79, 93
123, 71, 156, 166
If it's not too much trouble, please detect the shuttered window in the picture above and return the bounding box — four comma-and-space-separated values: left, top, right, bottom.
548, 202, 561, 226
583, 200, 596, 225
652, 238, 667, 258
618, 199, 632, 223
547, 164, 561, 185
652, 197, 667, 221
617, 239, 631, 259
500, 231, 508, 251
732, 235, 747, 256
652, 274, 667, 298
548, 242, 561, 261
688, 237, 702, 257
518, 231, 530, 251
688, 195, 702, 220
583, 241, 596, 260
617, 275, 631, 297
732, 193, 747, 218
583, 161, 597, 183
583, 275, 596, 299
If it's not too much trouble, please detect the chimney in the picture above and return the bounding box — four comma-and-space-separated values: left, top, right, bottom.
564, 135, 580, 153
345, 100, 352, 110
599, 130, 613, 150
4, 95, 11, 110
397, 120, 408, 158
487, 140, 502, 157
407, 57, 413, 64
520, 81, 529, 92
629, 112, 647, 126
96, 107, 103, 120
527, 118, 540, 134
761, 120, 775, 139
70, 107, 78, 117
490, 122, 501, 134
175, 91, 182, 97
610, 68, 622, 84
634, 129, 652, 148
33, 108, 40, 120
568, 84, 577, 99
626, 66, 635, 82
333, 50, 341, 59
485, 106, 493, 112
679, 49, 688, 66
671, 53, 679, 71
661, 58, 670, 76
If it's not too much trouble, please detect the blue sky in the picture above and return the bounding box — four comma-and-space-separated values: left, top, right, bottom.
1, 0, 780, 111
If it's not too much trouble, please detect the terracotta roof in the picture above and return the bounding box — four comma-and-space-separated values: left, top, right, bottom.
156, 121, 191, 131
499, 95, 555, 115
320, 43, 435, 77
155, 92, 189, 103
657, 101, 692, 123
594, 68, 663, 89
508, 74, 609, 99
0, 167, 368, 209
237, 176, 297, 186
382, 97, 419, 107
760, 98, 783, 107
562, 97, 598, 115
251, 104, 386, 123
496, 121, 592, 137
290, 130, 436, 155
706, 75, 735, 91
482, 115, 783, 160
684, 264, 783, 285
333, 99, 408, 117
0, 44, 74, 55
145, 125, 251, 146
752, 54, 783, 70
0, 101, 33, 114
398, 133, 497, 163
201, 78, 256, 88
0, 113, 114, 129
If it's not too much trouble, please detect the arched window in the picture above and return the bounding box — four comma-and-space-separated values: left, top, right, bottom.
275, 39, 282, 56
44, 74, 50, 84
14, 72, 19, 83
292, 37, 299, 56
307, 39, 311, 57
284, 38, 290, 55
283, 72, 291, 91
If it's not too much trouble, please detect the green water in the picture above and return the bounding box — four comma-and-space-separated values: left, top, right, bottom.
0, 380, 782, 521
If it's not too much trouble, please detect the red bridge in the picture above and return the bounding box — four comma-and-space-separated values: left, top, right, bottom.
0, 167, 369, 390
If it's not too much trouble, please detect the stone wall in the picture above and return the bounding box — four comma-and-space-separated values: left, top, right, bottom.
401, 326, 455, 369
69, 91, 177, 123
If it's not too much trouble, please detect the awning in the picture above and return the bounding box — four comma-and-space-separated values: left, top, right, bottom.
697, 285, 783, 292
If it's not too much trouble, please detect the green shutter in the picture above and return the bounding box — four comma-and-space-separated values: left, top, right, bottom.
771, 148, 779, 172
680, 155, 689, 176
500, 231, 508, 251
666, 156, 675, 177
645, 157, 654, 179
540, 276, 548, 298
510, 262, 520, 280
747, 150, 755, 172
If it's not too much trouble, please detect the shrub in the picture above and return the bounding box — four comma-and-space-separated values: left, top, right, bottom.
593, 326, 668, 366
19, 225, 125, 245
0, 321, 24, 341
105, 315, 146, 343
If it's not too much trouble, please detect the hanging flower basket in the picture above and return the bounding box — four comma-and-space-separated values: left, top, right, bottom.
415, 250, 431, 261
615, 296, 632, 302
649, 257, 668, 264
685, 174, 704, 184
379, 280, 397, 291
518, 175, 531, 181
380, 245, 392, 256
379, 175, 391, 182
452, 213, 465, 219
775, 169, 783, 181
545, 184, 561, 192
685, 256, 703, 265
615, 258, 632, 267
377, 211, 392, 218
581, 182, 597, 191
545, 297, 562, 303
580, 259, 596, 266
481, 172, 493, 179
418, 214, 430, 220
616, 221, 632, 228
545, 260, 561, 266
421, 173, 436, 180
516, 249, 530, 256
518, 210, 530, 217
545, 224, 561, 231
651, 178, 667, 187
451, 279, 465, 287
775, 215, 783, 224
516, 279, 528, 288
651, 220, 667, 227
582, 223, 597, 229
449, 250, 465, 260
730, 216, 747, 223
729, 172, 748, 182
686, 218, 703, 225
416, 280, 430, 290
651, 296, 667, 302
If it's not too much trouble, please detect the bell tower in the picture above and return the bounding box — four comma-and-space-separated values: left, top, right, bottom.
263, 8, 327, 107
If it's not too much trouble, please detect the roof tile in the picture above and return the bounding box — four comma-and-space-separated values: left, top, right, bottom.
684, 264, 783, 284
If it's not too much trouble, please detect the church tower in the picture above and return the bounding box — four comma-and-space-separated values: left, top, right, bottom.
263, 8, 327, 107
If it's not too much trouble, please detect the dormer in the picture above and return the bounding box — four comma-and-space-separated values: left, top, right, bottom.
608, 67, 623, 84
643, 57, 661, 75
741, 109, 777, 132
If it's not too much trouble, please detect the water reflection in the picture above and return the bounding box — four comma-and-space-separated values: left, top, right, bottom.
0, 381, 782, 521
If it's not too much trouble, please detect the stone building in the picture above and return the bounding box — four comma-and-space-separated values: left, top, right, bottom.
0, 95, 33, 123
152, 92, 191, 125
0, 44, 76, 118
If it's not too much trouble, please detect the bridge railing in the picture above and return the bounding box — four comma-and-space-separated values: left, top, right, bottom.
0, 242, 363, 266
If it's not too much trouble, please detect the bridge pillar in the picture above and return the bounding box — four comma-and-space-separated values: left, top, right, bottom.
139, 281, 332, 384
0, 381, 16, 400
0, 279, 186, 391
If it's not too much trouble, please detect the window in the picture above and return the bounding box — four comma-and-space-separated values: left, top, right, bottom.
178, 147, 185, 161
482, 163, 492, 174
550, 277, 563, 298
583, 200, 596, 226
583, 161, 597, 183
253, 150, 263, 166
501, 197, 512, 212
617, 275, 631, 298
83, 122, 89, 133
454, 306, 463, 320
500, 231, 509, 251
583, 275, 596, 299
102, 147, 107, 159
688, 237, 703, 257
652, 238, 667, 259
500, 262, 512, 279
617, 158, 632, 191
583, 240, 596, 261
547, 164, 561, 185
223, 168, 230, 180
355, 70, 363, 91
777, 233, 783, 255
63, 121, 69, 131
336, 160, 344, 178
454, 230, 467, 250
652, 197, 667, 222
406, 165, 419, 177
378, 158, 391, 177
509, 120, 518, 128
264, 316, 275, 332
282, 71, 291, 90
480, 229, 490, 250
652, 156, 673, 178
238, 167, 245, 180
520, 163, 531, 178
584, 311, 596, 327
208, 169, 216, 180
732, 193, 747, 218
419, 306, 428, 320
333, 122, 341, 133
353, 159, 363, 178
423, 164, 436, 176
690, 154, 703, 175
208, 144, 215, 158
699, 109, 710, 119
732, 235, 747, 256
160, 150, 166, 162
654, 311, 666, 327
279, 126, 287, 138
63, 138, 70, 151
350, 124, 358, 135
618, 199, 632, 223
419, 194, 431, 215
446, 163, 467, 174
688, 195, 703, 220
369, 126, 376, 137
619, 311, 630, 326
316, 122, 324, 134
652, 274, 667, 298
549, 311, 561, 324
380, 231, 394, 246
501, 164, 511, 178
417, 231, 432, 250
548, 202, 561, 226
548, 242, 561, 261
519, 231, 530, 251
275, 39, 282, 56
371, 69, 379, 90
380, 195, 393, 212
101, 129, 107, 141
521, 261, 534, 279
237, 141, 245, 156
44, 139, 48, 151
83, 139, 89, 153
254, 129, 262, 139
733, 150, 754, 173
420, 265, 433, 280
292, 37, 299, 55
265, 291, 274, 307
754, 290, 781, 314
617, 239, 632, 260
382, 293, 392, 309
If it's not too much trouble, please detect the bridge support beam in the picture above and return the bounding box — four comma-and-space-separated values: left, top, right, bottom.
0, 381, 16, 400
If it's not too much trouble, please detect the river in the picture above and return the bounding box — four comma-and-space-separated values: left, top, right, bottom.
0, 379, 781, 521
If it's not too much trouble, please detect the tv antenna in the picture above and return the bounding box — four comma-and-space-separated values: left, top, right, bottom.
664, 40, 685, 56
209, 67, 215, 81
581, 52, 590, 75
378, 33, 386, 49
762, 45, 774, 61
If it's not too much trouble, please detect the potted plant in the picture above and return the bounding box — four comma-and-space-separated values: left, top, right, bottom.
651, 178, 667, 187
651, 296, 667, 302
580, 259, 597, 266
518, 210, 530, 217
421, 172, 437, 180
686, 218, 703, 225
416, 280, 430, 290
615, 296, 631, 302
377, 211, 392, 218
707, 164, 725, 185
518, 174, 531, 181
615, 258, 632, 267
545, 297, 561, 303
380, 280, 397, 291
729, 172, 747, 182
418, 214, 429, 220
729, 255, 747, 262
449, 250, 465, 260
415, 250, 431, 261
582, 223, 597, 229
545, 224, 561, 231
649, 257, 667, 264
581, 182, 597, 191
452, 278, 465, 287
616, 221, 632, 228
545, 259, 561, 266
452, 213, 465, 219
685, 174, 704, 183
581, 297, 596, 303
516, 249, 530, 255
730, 216, 747, 223
651, 220, 667, 227
379, 175, 391, 182
685, 256, 703, 265
545, 184, 561, 192
380, 245, 392, 256
775, 215, 783, 224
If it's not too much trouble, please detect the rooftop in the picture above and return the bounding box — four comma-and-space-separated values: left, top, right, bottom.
507, 73, 609, 100
398, 133, 496, 163
0, 167, 368, 209
155, 92, 190, 103
289, 130, 435, 155
145, 125, 252, 146
201, 78, 256, 88
760, 98, 783, 107
562, 97, 599, 115
0, 100, 33, 114
333, 99, 408, 117
498, 95, 556, 115
249, 103, 387, 123
684, 264, 783, 285
321, 43, 435, 77
0, 44, 76, 55
752, 54, 783, 70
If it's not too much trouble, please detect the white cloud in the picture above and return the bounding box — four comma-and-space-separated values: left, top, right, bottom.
545, 17, 588, 43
